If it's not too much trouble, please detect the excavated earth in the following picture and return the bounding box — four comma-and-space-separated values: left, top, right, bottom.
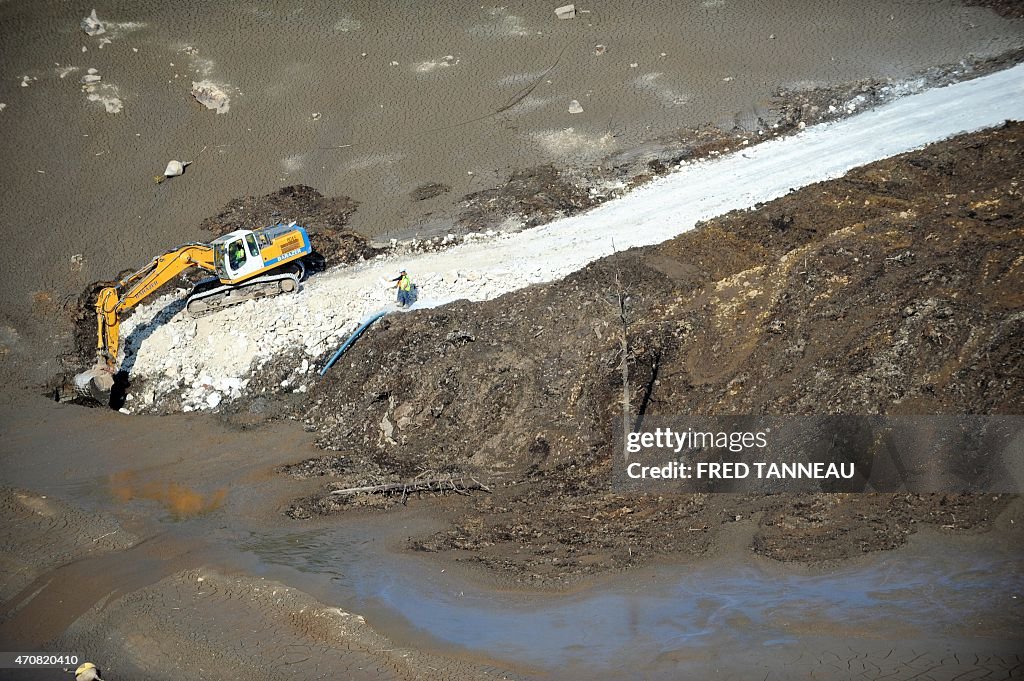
276, 121, 1024, 586
199, 184, 379, 269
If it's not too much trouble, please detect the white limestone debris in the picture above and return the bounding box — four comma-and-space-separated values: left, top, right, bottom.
554, 5, 576, 19
81, 9, 105, 36
163, 160, 191, 178
191, 80, 231, 114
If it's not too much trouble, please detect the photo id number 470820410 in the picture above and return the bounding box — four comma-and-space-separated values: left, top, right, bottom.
0, 652, 81, 668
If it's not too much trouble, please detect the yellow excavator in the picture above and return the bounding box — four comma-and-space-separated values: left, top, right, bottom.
75, 222, 312, 403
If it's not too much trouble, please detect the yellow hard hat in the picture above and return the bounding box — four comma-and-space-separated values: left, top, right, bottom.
75, 662, 97, 674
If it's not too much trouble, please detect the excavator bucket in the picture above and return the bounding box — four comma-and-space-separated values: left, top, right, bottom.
74, 363, 115, 405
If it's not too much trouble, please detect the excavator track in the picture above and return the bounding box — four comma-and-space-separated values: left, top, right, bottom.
186, 262, 305, 316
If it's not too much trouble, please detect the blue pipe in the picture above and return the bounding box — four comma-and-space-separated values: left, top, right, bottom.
319, 310, 387, 376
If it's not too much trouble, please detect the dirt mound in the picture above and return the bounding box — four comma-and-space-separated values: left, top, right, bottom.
295, 122, 1023, 584
278, 454, 350, 479
410, 182, 451, 201
457, 164, 598, 231
200, 184, 378, 268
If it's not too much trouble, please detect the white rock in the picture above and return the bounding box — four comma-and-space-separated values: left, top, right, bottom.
163, 159, 191, 177
554, 4, 576, 19
568, 100, 583, 114
206, 392, 222, 409
82, 9, 106, 36
216, 377, 242, 393
191, 80, 230, 114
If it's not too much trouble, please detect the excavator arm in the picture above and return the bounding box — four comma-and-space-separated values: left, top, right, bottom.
95, 243, 216, 368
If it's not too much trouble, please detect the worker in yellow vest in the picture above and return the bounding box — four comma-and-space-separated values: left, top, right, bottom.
392, 269, 413, 307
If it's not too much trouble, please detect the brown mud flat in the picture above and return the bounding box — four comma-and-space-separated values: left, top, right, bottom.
49, 568, 522, 681
0, 485, 521, 680
2, 404, 1020, 680
283, 121, 1023, 586
0, 488, 137, 603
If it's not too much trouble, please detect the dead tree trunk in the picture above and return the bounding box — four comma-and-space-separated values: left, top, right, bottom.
328, 474, 490, 498
616, 282, 630, 463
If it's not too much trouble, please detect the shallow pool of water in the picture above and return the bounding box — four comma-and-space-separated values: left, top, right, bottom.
241, 524, 1024, 678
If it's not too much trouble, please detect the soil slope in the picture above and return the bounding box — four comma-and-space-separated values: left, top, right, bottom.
290, 121, 1022, 585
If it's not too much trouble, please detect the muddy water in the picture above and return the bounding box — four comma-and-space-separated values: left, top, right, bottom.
241, 526, 1024, 679
1, 0, 1022, 334
1, 398, 1022, 679
0, 532, 212, 649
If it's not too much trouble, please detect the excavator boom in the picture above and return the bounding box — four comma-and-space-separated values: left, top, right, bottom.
95, 243, 215, 367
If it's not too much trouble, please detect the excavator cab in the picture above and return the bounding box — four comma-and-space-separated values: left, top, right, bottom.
212, 230, 266, 283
